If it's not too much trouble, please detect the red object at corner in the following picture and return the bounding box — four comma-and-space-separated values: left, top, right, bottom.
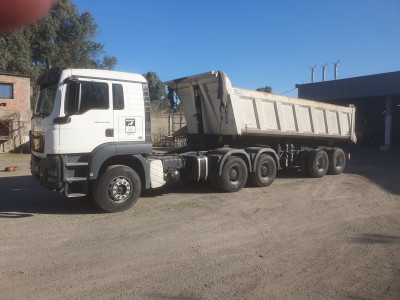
0, 0, 55, 33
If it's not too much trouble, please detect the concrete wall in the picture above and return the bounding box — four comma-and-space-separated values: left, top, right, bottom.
151, 112, 187, 143
0, 74, 31, 152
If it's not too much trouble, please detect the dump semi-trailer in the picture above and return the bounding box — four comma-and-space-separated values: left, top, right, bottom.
31, 68, 356, 212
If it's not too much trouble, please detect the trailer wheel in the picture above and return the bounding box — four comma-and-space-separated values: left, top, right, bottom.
308, 149, 329, 178
217, 156, 248, 192
93, 165, 141, 213
327, 148, 346, 175
249, 154, 276, 187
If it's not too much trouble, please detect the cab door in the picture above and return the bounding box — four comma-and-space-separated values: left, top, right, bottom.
112, 82, 145, 143
59, 79, 113, 154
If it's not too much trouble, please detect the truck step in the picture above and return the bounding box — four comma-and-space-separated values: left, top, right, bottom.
66, 177, 87, 182
65, 162, 89, 167
67, 193, 87, 198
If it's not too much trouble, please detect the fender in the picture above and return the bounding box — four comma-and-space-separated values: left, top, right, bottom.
89, 141, 152, 180
208, 147, 252, 176
245, 147, 280, 171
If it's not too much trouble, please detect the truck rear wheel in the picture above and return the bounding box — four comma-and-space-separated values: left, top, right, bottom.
93, 165, 141, 213
307, 149, 329, 178
327, 148, 346, 175
217, 156, 248, 192
249, 154, 276, 187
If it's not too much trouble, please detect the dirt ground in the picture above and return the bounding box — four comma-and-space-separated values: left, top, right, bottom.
0, 147, 399, 299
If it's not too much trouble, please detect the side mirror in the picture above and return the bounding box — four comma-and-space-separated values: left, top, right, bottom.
53, 116, 71, 124
64, 79, 81, 115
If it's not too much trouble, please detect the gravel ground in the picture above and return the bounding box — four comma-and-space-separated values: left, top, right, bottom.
0, 147, 399, 299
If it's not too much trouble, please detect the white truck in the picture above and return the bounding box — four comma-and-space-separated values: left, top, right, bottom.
31, 68, 356, 212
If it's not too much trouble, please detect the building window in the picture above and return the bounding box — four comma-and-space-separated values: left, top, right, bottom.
0, 83, 13, 99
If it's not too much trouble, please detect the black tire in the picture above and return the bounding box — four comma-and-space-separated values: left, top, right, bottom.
93, 165, 141, 213
327, 148, 346, 175
216, 156, 248, 192
307, 149, 329, 178
249, 154, 276, 187
298, 149, 312, 176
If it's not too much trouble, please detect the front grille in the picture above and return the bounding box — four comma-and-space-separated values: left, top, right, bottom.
32, 132, 45, 153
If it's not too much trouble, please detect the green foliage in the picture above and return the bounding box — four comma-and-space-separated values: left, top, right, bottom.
0, 0, 117, 108
144, 71, 170, 112
256, 86, 273, 93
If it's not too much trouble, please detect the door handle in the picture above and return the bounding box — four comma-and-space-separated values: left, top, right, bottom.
105, 128, 114, 137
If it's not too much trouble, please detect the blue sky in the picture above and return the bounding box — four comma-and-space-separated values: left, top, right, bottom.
75, 0, 400, 97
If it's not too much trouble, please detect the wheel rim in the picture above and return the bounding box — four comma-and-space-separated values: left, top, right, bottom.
260, 163, 271, 179
317, 156, 327, 172
228, 165, 241, 184
108, 176, 132, 203
336, 155, 344, 169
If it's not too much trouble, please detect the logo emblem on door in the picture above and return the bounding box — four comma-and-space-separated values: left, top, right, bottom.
125, 118, 136, 133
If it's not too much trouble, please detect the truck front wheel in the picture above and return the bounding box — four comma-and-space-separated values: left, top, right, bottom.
217, 156, 248, 193
249, 154, 276, 187
93, 165, 141, 213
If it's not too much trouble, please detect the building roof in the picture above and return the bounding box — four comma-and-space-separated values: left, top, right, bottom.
296, 71, 400, 101
0, 72, 32, 79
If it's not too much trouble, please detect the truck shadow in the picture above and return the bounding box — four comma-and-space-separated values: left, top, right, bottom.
276, 146, 400, 196
342, 146, 400, 196
348, 233, 400, 244
141, 180, 220, 198
0, 175, 101, 216
0, 175, 219, 215
1, 147, 397, 215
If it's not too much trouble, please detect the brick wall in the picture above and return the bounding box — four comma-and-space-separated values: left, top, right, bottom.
151, 112, 187, 143
0, 73, 31, 152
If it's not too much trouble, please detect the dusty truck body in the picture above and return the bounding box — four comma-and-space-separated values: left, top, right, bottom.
31, 68, 356, 212
167, 71, 356, 146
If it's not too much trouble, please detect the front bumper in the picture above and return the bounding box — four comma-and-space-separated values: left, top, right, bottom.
31, 154, 63, 191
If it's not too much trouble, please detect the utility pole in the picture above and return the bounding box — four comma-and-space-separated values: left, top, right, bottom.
332, 60, 340, 80
310, 65, 317, 83
321, 63, 328, 81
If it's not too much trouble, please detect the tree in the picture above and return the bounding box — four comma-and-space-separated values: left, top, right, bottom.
0, 29, 33, 75
256, 86, 273, 93
0, 0, 117, 86
144, 72, 169, 112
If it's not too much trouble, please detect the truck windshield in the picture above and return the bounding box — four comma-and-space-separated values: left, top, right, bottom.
35, 84, 58, 116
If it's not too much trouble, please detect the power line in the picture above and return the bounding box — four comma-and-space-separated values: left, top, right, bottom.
279, 87, 297, 95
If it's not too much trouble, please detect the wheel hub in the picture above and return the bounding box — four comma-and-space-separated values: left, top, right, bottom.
317, 156, 327, 172
260, 164, 269, 178
336, 156, 344, 168
108, 177, 131, 203
229, 167, 239, 182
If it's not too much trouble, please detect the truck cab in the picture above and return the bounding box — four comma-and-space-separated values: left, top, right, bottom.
31, 67, 152, 200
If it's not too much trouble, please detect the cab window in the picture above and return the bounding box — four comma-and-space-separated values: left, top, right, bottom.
112, 83, 124, 110
80, 81, 109, 113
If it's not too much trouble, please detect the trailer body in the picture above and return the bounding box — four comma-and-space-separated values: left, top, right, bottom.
166, 71, 356, 144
